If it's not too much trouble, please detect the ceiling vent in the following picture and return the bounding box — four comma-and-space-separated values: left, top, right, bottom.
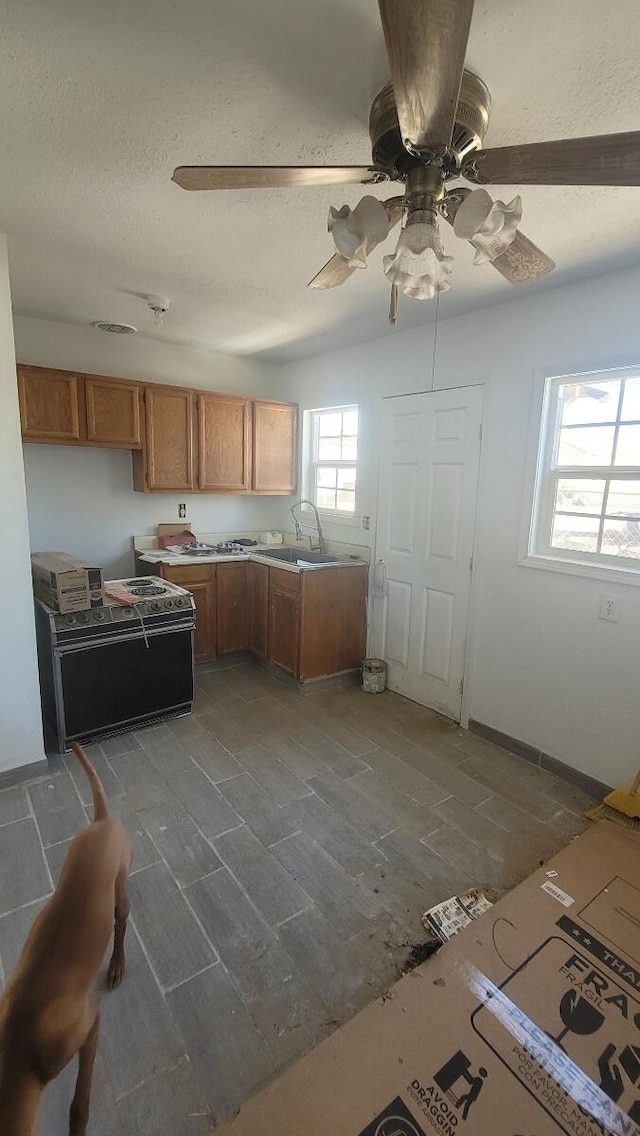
92, 321, 137, 334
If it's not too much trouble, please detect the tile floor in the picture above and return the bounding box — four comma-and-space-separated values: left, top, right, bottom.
0, 663, 595, 1134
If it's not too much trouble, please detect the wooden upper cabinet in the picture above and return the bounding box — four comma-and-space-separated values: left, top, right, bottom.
252, 400, 298, 494
18, 365, 81, 443
197, 393, 251, 491
143, 385, 194, 491
17, 364, 300, 497
84, 375, 141, 448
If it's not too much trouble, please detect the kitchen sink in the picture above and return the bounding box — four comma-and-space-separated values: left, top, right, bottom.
257, 547, 340, 565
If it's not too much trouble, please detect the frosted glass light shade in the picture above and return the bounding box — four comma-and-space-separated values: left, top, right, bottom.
328, 195, 390, 268
453, 188, 522, 264
383, 219, 453, 300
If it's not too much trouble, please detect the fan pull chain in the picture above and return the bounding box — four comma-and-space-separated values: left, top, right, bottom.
431, 288, 440, 390
388, 283, 399, 326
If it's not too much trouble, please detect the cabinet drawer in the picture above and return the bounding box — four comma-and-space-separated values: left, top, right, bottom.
163, 564, 214, 586
269, 566, 301, 594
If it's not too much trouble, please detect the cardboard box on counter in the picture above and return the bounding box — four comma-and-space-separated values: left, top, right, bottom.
220, 821, 640, 1136
31, 551, 104, 614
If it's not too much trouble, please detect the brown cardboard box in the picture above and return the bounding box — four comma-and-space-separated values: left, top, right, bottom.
31, 551, 104, 614
220, 821, 640, 1136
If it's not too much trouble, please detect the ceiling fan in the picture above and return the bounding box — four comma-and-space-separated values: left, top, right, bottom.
172, 0, 640, 320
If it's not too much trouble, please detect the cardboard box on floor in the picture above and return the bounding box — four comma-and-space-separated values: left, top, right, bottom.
221, 822, 640, 1136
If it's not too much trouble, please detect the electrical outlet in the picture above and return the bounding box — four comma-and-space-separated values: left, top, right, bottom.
599, 594, 619, 622
178, 503, 186, 519
362, 515, 371, 531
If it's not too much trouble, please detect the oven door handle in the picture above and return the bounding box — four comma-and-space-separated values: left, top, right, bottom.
55, 624, 194, 653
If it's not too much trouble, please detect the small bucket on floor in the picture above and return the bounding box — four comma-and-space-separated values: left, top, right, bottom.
362, 657, 386, 694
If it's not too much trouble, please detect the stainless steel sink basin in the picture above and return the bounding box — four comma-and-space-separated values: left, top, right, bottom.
257, 547, 340, 565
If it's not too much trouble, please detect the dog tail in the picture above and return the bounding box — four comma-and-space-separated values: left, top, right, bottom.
71, 742, 109, 822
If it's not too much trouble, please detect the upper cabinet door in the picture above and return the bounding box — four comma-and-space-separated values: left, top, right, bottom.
18, 365, 81, 443
85, 375, 141, 448
144, 385, 194, 491
252, 400, 298, 494
197, 393, 251, 491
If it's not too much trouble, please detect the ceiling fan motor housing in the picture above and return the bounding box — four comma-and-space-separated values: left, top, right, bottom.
369, 70, 491, 179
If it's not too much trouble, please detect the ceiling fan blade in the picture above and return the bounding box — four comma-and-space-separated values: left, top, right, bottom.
378, 0, 474, 153
172, 166, 382, 191
441, 191, 555, 284
490, 231, 555, 284
463, 132, 640, 186
309, 196, 404, 290
308, 255, 358, 291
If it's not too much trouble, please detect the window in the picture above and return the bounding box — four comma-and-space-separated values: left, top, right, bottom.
310, 405, 358, 515
528, 368, 640, 577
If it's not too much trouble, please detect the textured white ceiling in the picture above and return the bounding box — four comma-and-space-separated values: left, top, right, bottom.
2, 0, 640, 363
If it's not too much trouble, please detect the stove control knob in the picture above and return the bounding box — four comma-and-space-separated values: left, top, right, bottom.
165, 598, 173, 609
77, 611, 89, 624
65, 613, 76, 626
175, 596, 186, 608
150, 601, 160, 612
93, 609, 106, 622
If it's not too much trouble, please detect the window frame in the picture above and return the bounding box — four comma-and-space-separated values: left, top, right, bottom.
521, 365, 640, 585
307, 404, 359, 520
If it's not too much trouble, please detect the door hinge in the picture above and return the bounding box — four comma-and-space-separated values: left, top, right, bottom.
469, 555, 474, 573
479, 422, 483, 441
459, 677, 464, 697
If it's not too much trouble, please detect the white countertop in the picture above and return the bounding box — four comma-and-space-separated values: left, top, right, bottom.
133, 530, 370, 574
137, 546, 367, 573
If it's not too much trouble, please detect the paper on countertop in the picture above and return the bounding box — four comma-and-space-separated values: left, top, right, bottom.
422, 888, 493, 943
138, 549, 184, 562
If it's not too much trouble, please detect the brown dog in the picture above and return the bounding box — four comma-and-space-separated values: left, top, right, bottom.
0, 742, 132, 1136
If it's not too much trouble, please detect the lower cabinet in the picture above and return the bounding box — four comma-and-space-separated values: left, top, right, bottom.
298, 565, 368, 680
216, 562, 250, 656
268, 569, 300, 677
162, 563, 216, 663
249, 561, 269, 661
158, 559, 368, 677
267, 564, 368, 681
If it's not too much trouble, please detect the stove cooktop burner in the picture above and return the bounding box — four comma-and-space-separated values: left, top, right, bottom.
128, 584, 167, 596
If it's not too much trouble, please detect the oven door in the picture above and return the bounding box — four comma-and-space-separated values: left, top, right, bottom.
55, 625, 194, 745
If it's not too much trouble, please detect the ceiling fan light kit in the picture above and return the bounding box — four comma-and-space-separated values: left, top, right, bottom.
383, 214, 453, 299
328, 195, 390, 268
453, 187, 522, 264
172, 0, 640, 322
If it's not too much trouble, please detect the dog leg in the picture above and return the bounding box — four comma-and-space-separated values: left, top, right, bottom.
106, 860, 130, 990
68, 1010, 99, 1136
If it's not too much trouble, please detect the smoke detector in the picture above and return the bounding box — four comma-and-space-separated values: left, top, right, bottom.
92, 321, 137, 334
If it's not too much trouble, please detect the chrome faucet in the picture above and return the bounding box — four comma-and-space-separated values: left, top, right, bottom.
290, 499, 327, 555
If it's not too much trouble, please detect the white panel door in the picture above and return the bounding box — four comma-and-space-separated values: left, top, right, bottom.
373, 386, 483, 721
